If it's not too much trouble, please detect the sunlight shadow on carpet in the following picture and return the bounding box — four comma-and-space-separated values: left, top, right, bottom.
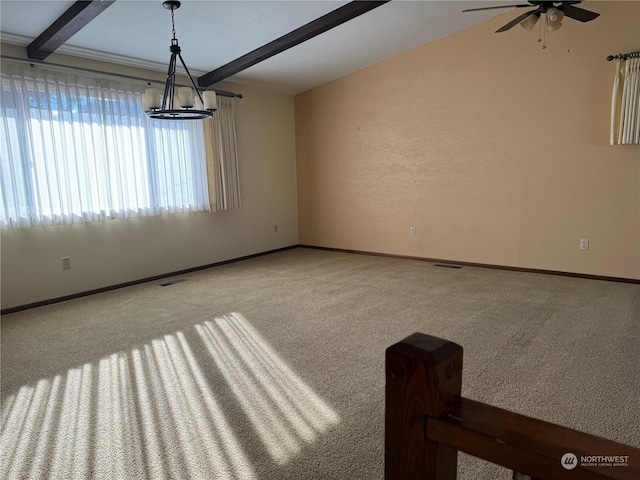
53, 362, 94, 478
196, 312, 340, 465
1, 313, 341, 479
0, 330, 257, 480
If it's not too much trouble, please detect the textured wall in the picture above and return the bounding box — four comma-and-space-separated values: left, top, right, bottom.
1, 47, 299, 309
295, 1, 640, 279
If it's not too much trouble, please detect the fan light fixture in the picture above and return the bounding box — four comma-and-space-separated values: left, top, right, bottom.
519, 6, 565, 48
545, 7, 564, 31
143, 1, 216, 120
519, 13, 540, 32
520, 9, 563, 34
463, 1, 600, 49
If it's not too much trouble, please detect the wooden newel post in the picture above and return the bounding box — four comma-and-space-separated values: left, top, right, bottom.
385, 333, 463, 480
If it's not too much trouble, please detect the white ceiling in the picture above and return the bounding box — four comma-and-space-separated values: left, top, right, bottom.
0, 0, 513, 94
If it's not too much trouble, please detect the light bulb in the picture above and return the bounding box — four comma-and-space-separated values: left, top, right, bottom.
203, 91, 218, 111
144, 88, 161, 109
178, 87, 194, 108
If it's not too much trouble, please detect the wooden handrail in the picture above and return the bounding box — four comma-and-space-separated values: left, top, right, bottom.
385, 333, 640, 480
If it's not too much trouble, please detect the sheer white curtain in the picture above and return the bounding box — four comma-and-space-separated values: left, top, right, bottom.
208, 95, 241, 210
610, 55, 640, 145
0, 62, 210, 229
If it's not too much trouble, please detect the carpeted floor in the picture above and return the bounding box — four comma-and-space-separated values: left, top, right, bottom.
1, 247, 639, 479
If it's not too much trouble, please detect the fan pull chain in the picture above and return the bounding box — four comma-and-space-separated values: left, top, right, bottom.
537, 16, 542, 44
537, 15, 547, 49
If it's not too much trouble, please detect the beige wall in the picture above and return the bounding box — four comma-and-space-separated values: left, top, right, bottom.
1, 46, 299, 309
295, 1, 640, 279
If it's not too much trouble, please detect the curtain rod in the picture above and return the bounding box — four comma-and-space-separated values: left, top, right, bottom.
0, 54, 243, 98
606, 51, 640, 61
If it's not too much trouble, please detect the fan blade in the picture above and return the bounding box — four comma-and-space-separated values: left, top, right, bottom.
495, 10, 536, 32
561, 5, 600, 22
463, 4, 531, 12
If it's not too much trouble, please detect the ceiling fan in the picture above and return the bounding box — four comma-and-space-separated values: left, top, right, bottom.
463, 1, 600, 33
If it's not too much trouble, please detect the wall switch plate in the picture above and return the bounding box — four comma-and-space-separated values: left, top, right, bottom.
580, 239, 589, 250
274, 224, 278, 233
62, 256, 71, 270
410, 227, 416, 237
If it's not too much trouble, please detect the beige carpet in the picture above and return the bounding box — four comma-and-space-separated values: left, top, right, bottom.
1, 247, 639, 479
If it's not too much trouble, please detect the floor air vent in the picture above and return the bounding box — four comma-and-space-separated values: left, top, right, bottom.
434, 264, 463, 269
160, 279, 186, 287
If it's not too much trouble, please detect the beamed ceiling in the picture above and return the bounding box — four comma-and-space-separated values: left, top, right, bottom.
1, 1, 516, 95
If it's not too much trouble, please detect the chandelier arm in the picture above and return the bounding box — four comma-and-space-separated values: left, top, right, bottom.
177, 52, 206, 107
162, 51, 178, 110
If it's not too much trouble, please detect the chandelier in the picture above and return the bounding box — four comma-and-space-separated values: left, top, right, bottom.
143, 1, 216, 120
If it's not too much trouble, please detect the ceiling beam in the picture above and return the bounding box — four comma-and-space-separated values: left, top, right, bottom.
198, 0, 390, 88
27, 0, 116, 61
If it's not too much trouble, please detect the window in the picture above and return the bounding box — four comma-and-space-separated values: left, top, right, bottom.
0, 63, 210, 229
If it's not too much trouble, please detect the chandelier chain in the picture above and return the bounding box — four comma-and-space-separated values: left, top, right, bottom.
171, 8, 176, 40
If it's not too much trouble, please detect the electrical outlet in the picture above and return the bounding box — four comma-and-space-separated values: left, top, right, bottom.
61, 256, 71, 270
580, 239, 589, 250
410, 227, 416, 237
